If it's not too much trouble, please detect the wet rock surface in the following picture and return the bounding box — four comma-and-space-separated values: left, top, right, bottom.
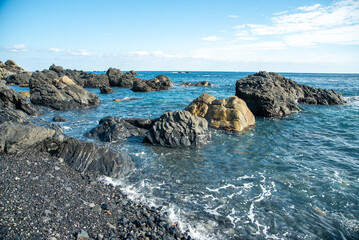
235, 71, 346, 117
99, 85, 114, 94
143, 110, 211, 147
0, 154, 192, 240
85, 116, 147, 142
106, 68, 140, 88
0, 80, 42, 116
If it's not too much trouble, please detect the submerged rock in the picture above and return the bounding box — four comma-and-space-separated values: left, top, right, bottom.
53, 116, 66, 122
143, 110, 211, 147
185, 93, 255, 132
0, 80, 42, 115
85, 116, 147, 142
180, 81, 213, 87
29, 73, 101, 110
131, 75, 174, 92
235, 71, 345, 117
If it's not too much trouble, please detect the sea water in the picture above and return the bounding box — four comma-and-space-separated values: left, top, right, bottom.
17, 72, 359, 239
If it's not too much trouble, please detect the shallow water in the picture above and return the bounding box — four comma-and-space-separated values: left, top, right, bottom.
17, 71, 359, 239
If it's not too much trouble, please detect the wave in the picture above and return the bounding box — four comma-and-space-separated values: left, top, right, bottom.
344, 96, 359, 106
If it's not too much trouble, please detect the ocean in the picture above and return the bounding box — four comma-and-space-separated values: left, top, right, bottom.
14, 71, 359, 239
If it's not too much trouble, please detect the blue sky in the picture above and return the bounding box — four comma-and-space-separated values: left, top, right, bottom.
0, 0, 358, 72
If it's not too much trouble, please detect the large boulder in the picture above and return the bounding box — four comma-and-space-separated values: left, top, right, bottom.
0, 109, 133, 177
99, 85, 114, 94
185, 93, 255, 132
131, 75, 174, 92
29, 74, 101, 110
55, 138, 133, 177
143, 110, 211, 147
235, 71, 346, 117
106, 68, 140, 88
85, 116, 147, 142
0, 80, 42, 115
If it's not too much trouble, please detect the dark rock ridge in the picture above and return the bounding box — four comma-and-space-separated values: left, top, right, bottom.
123, 118, 157, 130
29, 73, 101, 110
5, 72, 32, 85
85, 116, 148, 142
180, 81, 213, 87
131, 75, 174, 92
99, 85, 114, 94
106, 67, 140, 88
0, 80, 42, 115
49, 64, 109, 88
143, 110, 211, 147
0, 109, 132, 177
235, 71, 346, 117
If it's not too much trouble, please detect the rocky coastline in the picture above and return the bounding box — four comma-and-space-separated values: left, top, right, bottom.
0, 60, 347, 239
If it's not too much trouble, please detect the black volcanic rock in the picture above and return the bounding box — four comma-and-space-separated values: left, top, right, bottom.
0, 109, 132, 177
29, 74, 101, 110
143, 110, 211, 147
0, 80, 42, 115
5, 72, 32, 85
131, 75, 174, 92
99, 85, 114, 94
85, 116, 146, 142
106, 68, 141, 88
235, 71, 345, 117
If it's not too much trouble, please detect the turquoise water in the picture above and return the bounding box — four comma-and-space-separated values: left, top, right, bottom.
16, 72, 359, 239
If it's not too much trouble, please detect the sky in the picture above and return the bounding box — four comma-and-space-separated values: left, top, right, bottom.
0, 0, 359, 72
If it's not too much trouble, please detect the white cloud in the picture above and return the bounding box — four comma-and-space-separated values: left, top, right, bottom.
234, 0, 359, 46
7, 44, 28, 52
298, 4, 321, 12
228, 15, 239, 18
202, 36, 221, 41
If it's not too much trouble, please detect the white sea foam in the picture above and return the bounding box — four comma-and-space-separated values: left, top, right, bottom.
344, 96, 359, 106
206, 184, 242, 192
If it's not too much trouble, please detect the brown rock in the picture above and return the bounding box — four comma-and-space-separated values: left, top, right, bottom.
185, 93, 255, 132
53, 76, 76, 85
20, 91, 30, 98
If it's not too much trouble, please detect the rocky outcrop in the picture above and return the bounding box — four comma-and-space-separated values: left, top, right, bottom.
0, 60, 30, 80
106, 68, 140, 88
99, 85, 114, 94
0, 109, 133, 177
131, 75, 174, 92
235, 71, 346, 117
29, 74, 101, 110
85, 116, 147, 142
48, 64, 109, 88
5, 72, 32, 85
180, 81, 213, 87
0, 80, 42, 115
185, 93, 255, 132
143, 110, 211, 147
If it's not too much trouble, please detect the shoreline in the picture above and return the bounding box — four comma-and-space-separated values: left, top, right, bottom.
0, 153, 192, 240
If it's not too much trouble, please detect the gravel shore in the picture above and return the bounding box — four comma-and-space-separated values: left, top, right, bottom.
0, 154, 192, 240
